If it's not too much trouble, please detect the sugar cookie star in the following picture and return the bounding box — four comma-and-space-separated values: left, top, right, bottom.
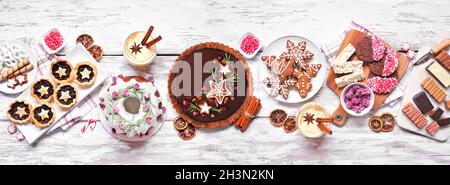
59, 90, 71, 102
38, 109, 49, 120
37, 85, 49, 96
56, 67, 67, 78
206, 79, 232, 105
199, 102, 211, 115
80, 68, 91, 80
15, 107, 27, 118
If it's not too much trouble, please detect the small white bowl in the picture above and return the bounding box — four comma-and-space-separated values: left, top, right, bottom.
40, 28, 65, 54
237, 32, 262, 59
340, 82, 375, 117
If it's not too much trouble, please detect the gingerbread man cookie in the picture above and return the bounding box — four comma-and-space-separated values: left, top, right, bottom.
294, 69, 312, 98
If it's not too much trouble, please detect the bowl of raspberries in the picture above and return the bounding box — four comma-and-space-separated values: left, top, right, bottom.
340, 83, 374, 116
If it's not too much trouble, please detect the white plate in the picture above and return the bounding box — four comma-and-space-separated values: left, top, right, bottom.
258, 35, 326, 103
14, 43, 108, 144
0, 40, 38, 94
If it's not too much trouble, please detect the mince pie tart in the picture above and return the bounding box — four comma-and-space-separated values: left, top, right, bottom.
31, 78, 55, 103
54, 83, 78, 109
31, 103, 55, 128
74, 62, 97, 87
7, 100, 32, 124
50, 59, 73, 84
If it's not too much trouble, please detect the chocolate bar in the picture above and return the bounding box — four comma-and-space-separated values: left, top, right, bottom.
421, 77, 447, 103
402, 102, 428, 129
412, 92, 434, 114
426, 121, 439, 135
426, 62, 450, 88
429, 108, 444, 121
438, 118, 450, 127
436, 51, 450, 71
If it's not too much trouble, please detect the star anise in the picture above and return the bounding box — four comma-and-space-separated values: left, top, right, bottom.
303, 113, 315, 125
130, 42, 142, 55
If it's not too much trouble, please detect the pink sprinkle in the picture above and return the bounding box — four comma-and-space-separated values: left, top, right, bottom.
382, 47, 399, 76
240, 34, 260, 55
367, 76, 399, 94
44, 29, 63, 50
371, 35, 385, 61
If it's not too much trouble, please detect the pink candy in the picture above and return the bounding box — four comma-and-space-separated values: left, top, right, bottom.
240, 34, 260, 55
44, 29, 63, 50
407, 50, 415, 60
401, 43, 411, 52
344, 84, 372, 113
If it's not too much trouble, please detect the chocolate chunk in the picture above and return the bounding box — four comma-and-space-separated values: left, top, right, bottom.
413, 92, 434, 114
429, 108, 444, 121
437, 118, 450, 127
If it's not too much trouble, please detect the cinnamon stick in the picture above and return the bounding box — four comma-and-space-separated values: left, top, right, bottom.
241, 98, 260, 132
141, 25, 154, 45
317, 123, 332, 135
316, 117, 334, 123
240, 96, 261, 132
145, 35, 162, 48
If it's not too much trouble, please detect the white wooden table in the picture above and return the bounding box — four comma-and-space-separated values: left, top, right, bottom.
1, 0, 450, 164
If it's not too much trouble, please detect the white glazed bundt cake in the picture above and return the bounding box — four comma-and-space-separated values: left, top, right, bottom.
99, 74, 165, 141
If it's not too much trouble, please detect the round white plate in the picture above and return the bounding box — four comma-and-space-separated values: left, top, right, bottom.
0, 40, 38, 94
258, 35, 326, 103
98, 71, 165, 142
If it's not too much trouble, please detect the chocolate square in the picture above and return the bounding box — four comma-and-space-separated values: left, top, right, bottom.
429, 108, 444, 121
413, 92, 434, 114
437, 118, 450, 127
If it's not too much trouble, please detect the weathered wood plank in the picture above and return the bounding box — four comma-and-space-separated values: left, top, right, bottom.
0, 0, 449, 55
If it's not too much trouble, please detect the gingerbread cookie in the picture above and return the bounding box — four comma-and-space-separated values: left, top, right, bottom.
294, 69, 312, 98
261, 55, 277, 70
355, 35, 385, 63
367, 76, 398, 94
368, 47, 398, 76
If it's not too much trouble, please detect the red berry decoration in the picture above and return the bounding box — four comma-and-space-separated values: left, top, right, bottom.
220, 106, 227, 112
182, 100, 189, 108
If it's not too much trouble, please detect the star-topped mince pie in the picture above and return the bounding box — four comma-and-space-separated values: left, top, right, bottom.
74, 61, 97, 87
54, 83, 78, 109
31, 103, 55, 128
7, 100, 32, 124
31, 78, 55, 103
50, 59, 74, 84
